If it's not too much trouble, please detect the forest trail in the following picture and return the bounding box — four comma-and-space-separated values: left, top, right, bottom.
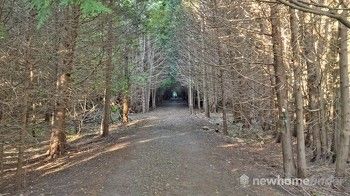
23, 100, 284, 196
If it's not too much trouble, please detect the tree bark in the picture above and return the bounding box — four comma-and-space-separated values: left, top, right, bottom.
211, 68, 218, 113
196, 82, 201, 111
49, 6, 80, 158
141, 35, 148, 113
200, 15, 210, 118
0, 137, 3, 179
335, 19, 350, 177
17, 8, 36, 187
301, 10, 322, 160
290, 8, 307, 178
188, 45, 194, 114
123, 43, 130, 123
220, 70, 228, 135
188, 81, 193, 114
152, 88, 156, 110
270, 4, 296, 177
203, 66, 210, 118
100, 3, 114, 137
146, 37, 153, 112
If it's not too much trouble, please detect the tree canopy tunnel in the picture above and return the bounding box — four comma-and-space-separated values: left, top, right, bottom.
155, 79, 188, 105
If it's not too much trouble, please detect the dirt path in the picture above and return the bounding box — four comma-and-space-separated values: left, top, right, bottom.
23, 101, 285, 196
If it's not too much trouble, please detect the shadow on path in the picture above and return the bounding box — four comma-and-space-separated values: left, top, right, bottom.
12, 101, 286, 196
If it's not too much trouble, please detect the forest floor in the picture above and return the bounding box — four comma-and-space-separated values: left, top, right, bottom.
1, 101, 348, 195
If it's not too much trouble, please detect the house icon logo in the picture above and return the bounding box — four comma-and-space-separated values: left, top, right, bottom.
239, 174, 250, 187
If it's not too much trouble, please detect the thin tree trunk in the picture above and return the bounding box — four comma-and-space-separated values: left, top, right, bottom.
335, 19, 350, 177
270, 4, 296, 177
49, 4, 61, 126
301, 10, 322, 160
17, 81, 29, 189
100, 3, 114, 137
0, 107, 4, 180
290, 8, 307, 178
122, 95, 129, 123
196, 82, 201, 111
0, 137, 3, 179
315, 0, 328, 157
17, 8, 36, 186
211, 68, 217, 113
123, 44, 130, 123
331, 54, 340, 161
200, 16, 210, 118
188, 82, 193, 114
141, 35, 148, 113
188, 47, 194, 114
220, 70, 228, 135
319, 88, 328, 156
203, 65, 210, 118
152, 88, 156, 110
146, 37, 153, 113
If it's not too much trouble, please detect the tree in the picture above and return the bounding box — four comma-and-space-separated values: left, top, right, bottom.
270, 4, 296, 177
276, 0, 350, 28
100, 0, 115, 137
335, 14, 350, 177
290, 7, 307, 177
49, 5, 81, 158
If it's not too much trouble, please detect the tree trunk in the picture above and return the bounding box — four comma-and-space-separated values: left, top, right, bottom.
335, 20, 350, 177
327, 22, 340, 161
17, 80, 29, 189
290, 8, 307, 178
100, 3, 114, 137
196, 82, 201, 111
49, 6, 80, 158
141, 35, 148, 113
220, 70, 228, 135
146, 37, 153, 113
301, 10, 322, 160
152, 88, 156, 110
319, 87, 328, 156
17, 8, 36, 186
188, 83, 193, 114
0, 137, 3, 179
211, 68, 218, 113
122, 91, 130, 124
331, 49, 340, 161
270, 4, 296, 177
203, 64, 210, 118
200, 17, 210, 118
123, 44, 130, 123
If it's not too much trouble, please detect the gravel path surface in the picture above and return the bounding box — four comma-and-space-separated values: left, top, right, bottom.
24, 101, 285, 196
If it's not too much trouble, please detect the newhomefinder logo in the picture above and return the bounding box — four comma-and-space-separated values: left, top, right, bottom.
239, 174, 343, 187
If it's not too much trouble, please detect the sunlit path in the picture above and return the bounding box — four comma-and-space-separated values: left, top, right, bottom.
21, 103, 283, 195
